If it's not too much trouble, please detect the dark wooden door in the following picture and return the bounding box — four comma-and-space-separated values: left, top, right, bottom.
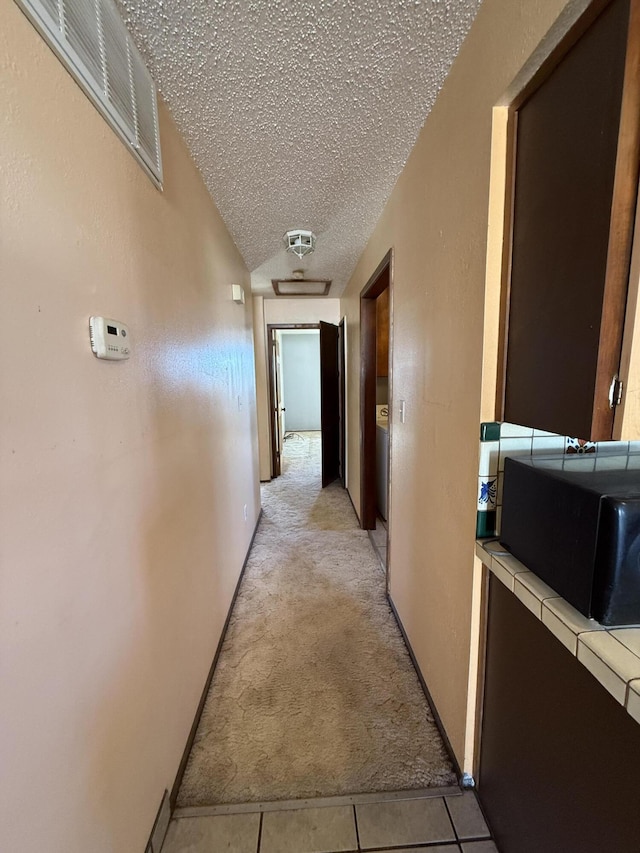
503, 0, 640, 440
320, 321, 340, 487
338, 318, 346, 486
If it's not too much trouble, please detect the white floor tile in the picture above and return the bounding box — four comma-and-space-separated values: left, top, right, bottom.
445, 793, 490, 840
356, 798, 455, 849
260, 806, 356, 853
162, 814, 260, 853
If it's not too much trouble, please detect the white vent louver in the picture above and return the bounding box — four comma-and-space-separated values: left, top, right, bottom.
15, 0, 163, 187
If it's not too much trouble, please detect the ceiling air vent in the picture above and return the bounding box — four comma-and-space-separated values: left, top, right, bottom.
14, 0, 163, 187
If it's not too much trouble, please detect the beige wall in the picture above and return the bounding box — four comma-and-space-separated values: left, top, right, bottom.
340, 0, 568, 765
263, 296, 341, 326
254, 297, 341, 477
0, 4, 260, 851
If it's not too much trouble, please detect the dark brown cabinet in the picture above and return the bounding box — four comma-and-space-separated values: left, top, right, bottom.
479, 577, 640, 852
501, 0, 640, 440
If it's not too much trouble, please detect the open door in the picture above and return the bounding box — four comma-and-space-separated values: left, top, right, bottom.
338, 318, 346, 486
320, 321, 340, 487
268, 330, 286, 478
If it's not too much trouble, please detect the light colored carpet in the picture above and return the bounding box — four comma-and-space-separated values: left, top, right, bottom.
177, 432, 456, 806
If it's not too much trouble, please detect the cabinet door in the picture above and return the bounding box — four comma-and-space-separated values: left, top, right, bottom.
479, 576, 640, 852
502, 0, 640, 440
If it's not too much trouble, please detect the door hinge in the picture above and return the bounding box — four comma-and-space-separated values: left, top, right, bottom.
609, 375, 624, 408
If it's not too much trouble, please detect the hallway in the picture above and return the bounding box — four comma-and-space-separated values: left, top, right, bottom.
161, 432, 497, 851
7, 1, 630, 850
177, 432, 455, 807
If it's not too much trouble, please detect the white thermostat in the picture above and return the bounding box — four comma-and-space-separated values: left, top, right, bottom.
89, 316, 131, 360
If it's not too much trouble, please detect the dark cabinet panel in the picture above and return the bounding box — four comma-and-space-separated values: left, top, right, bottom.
503, 0, 638, 439
479, 576, 640, 852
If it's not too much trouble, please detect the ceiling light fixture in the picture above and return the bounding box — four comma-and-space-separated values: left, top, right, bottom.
272, 278, 331, 296
284, 229, 316, 259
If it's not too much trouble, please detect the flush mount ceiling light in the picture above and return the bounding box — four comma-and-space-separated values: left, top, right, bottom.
283, 229, 316, 259
272, 278, 331, 296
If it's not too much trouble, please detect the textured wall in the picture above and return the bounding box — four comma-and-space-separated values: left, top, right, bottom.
340, 0, 569, 765
0, 3, 260, 851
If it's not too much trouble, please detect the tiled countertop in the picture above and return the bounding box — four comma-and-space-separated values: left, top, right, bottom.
476, 539, 640, 725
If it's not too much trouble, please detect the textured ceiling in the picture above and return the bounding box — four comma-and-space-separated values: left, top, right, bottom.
118, 0, 483, 296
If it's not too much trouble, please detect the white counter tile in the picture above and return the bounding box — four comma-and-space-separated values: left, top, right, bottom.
541, 597, 604, 656
542, 607, 579, 654
492, 551, 530, 578
531, 435, 566, 454
475, 541, 489, 562
581, 631, 640, 677
596, 441, 630, 456
500, 423, 534, 438
577, 640, 628, 703
479, 441, 499, 477
516, 570, 561, 603
477, 537, 640, 719
610, 628, 640, 659
512, 569, 560, 620
498, 438, 532, 472
578, 632, 640, 703
476, 540, 507, 564
543, 597, 604, 636
489, 558, 517, 592
476, 543, 529, 592
513, 573, 562, 619
626, 680, 640, 725
514, 574, 542, 617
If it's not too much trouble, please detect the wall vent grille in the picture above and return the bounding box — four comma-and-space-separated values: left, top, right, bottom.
15, 0, 163, 187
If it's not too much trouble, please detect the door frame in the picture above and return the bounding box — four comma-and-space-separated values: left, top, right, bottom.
359, 249, 393, 531
266, 323, 319, 478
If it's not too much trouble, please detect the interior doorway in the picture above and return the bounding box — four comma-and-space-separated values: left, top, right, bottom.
267, 323, 345, 486
360, 250, 393, 540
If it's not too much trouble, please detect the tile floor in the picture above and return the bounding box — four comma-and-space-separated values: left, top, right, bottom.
161, 791, 498, 853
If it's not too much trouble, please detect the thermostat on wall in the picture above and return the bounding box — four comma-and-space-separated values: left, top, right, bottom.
89, 316, 130, 360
